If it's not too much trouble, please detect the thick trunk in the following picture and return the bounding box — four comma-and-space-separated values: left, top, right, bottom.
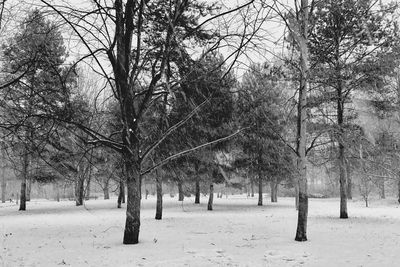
123, 159, 142, 245
75, 176, 84, 206
155, 175, 162, 220
118, 179, 125, 208
339, 144, 348, 218
207, 183, 214, 211
270, 178, 278, 203
103, 180, 110, 200
258, 175, 263, 206
178, 180, 184, 201
294, 180, 299, 210
195, 178, 200, 204
294, 0, 309, 242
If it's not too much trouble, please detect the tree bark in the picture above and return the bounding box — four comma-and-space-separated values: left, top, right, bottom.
398, 175, 400, 204
195, 178, 200, 204
75, 175, 85, 206
178, 180, 184, 201
103, 179, 110, 200
118, 179, 125, 208
207, 183, 214, 211
294, 0, 309, 242
270, 178, 278, 203
19, 146, 29, 211
258, 174, 263, 206
155, 175, 163, 220
123, 157, 142, 245
379, 178, 385, 199
251, 178, 255, 197
26, 174, 31, 202
85, 177, 91, 201
346, 161, 352, 200
1, 168, 5, 203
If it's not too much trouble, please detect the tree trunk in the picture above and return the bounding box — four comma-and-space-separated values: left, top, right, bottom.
251, 178, 255, 197
155, 175, 162, 220
1, 168, 5, 203
26, 174, 31, 202
103, 179, 110, 200
346, 161, 352, 200
85, 177, 91, 200
19, 147, 29, 211
118, 179, 125, 208
123, 158, 142, 245
178, 180, 184, 201
195, 178, 200, 204
294, 180, 299, 210
53, 181, 60, 202
270, 178, 278, 203
75, 175, 84, 206
294, 0, 309, 242
398, 175, 400, 204
258, 174, 263, 206
379, 178, 385, 199
207, 183, 214, 211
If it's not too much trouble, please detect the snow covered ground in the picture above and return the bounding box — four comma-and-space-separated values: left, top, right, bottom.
1, 195, 400, 266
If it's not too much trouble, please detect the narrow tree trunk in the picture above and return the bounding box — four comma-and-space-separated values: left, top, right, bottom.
346, 161, 352, 200
195, 178, 200, 204
103, 179, 110, 200
75, 176, 84, 206
258, 175, 263, 206
1, 168, 6, 204
250, 178, 255, 197
178, 180, 184, 201
85, 177, 91, 201
53, 181, 60, 202
294, 0, 309, 242
118, 179, 125, 208
207, 183, 214, 211
397, 175, 400, 204
379, 178, 385, 199
19, 147, 29, 211
26, 175, 31, 202
270, 178, 278, 203
155, 175, 162, 220
123, 159, 142, 245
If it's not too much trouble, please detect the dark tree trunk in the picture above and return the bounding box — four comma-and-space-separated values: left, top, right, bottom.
123, 157, 142, 245
118, 179, 125, 208
103, 179, 110, 200
155, 175, 162, 220
178, 180, 184, 201
75, 176, 85, 206
294, 0, 309, 242
294, 180, 299, 210
207, 183, 214, 211
19, 147, 29, 211
258, 174, 263, 206
85, 178, 91, 201
270, 178, 278, 203
251, 178, 255, 197
398, 175, 400, 204
195, 178, 200, 204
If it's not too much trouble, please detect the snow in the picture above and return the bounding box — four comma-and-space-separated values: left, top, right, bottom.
1, 195, 400, 266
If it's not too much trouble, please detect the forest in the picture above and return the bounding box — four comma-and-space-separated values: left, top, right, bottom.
1, 0, 400, 266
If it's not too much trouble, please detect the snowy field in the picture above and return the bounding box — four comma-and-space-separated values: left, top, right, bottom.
1, 195, 400, 267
